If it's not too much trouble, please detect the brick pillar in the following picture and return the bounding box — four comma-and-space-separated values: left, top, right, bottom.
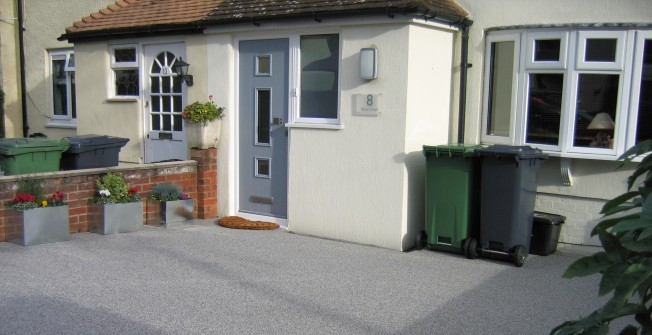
191, 148, 218, 219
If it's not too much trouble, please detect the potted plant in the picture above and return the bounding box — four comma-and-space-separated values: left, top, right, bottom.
89, 172, 143, 235
182, 95, 225, 149
150, 183, 194, 227
5, 178, 69, 246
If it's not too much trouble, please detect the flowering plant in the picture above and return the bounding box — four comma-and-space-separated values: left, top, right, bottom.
92, 172, 141, 204
182, 95, 225, 127
150, 183, 190, 201
8, 191, 66, 211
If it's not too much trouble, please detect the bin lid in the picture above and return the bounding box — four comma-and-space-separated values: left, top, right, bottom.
64, 134, 129, 151
475, 145, 548, 160
534, 211, 566, 224
0, 138, 70, 155
423, 144, 484, 158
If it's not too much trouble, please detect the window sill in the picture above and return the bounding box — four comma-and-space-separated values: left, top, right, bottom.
45, 121, 76, 129
285, 123, 343, 130
107, 97, 139, 102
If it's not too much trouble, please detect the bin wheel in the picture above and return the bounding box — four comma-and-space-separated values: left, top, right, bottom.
514, 245, 526, 267
466, 238, 478, 259
416, 231, 427, 250
462, 238, 470, 256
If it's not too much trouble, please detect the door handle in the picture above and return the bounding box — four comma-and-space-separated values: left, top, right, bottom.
272, 117, 284, 125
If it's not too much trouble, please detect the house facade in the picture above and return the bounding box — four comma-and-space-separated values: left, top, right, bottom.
0, 0, 115, 139
60, 0, 651, 251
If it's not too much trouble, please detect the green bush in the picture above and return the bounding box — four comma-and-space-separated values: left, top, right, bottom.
551, 139, 652, 335
92, 172, 140, 204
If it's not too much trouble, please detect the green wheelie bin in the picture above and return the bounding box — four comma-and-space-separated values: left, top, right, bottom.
0, 138, 70, 175
421, 144, 482, 258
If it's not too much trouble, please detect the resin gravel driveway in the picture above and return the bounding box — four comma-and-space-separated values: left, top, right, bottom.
0, 220, 605, 335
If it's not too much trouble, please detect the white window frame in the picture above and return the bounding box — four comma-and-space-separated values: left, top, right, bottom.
626, 30, 652, 149
481, 32, 520, 145
482, 28, 647, 160
48, 49, 76, 124
110, 44, 140, 98
288, 33, 342, 128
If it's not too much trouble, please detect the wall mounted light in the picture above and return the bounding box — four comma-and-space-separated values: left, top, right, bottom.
172, 57, 193, 86
360, 48, 378, 80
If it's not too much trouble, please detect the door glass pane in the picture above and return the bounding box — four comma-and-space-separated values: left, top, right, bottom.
257, 89, 271, 144
574, 74, 619, 148
300, 34, 339, 119
486, 41, 514, 137
151, 114, 161, 131
162, 76, 171, 93
173, 115, 183, 131
534, 39, 561, 61
163, 97, 171, 113
173, 76, 182, 93
151, 96, 160, 112
151, 77, 160, 93
52, 59, 67, 116
585, 39, 617, 62
636, 40, 652, 143
173, 96, 182, 113
526, 73, 564, 145
162, 114, 171, 131
257, 55, 271, 75
256, 158, 270, 177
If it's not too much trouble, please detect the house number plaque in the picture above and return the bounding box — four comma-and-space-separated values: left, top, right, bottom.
354, 94, 379, 116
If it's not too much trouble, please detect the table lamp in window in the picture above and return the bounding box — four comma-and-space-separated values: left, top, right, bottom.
588, 112, 615, 148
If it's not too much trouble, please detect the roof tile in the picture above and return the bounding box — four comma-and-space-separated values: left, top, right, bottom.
64, 0, 467, 38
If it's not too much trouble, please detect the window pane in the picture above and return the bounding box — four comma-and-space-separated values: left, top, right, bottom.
173, 96, 182, 113
486, 41, 514, 137
526, 73, 564, 145
151, 77, 160, 93
173, 115, 182, 131
534, 39, 561, 61
162, 114, 171, 131
585, 39, 617, 62
114, 48, 136, 63
172, 76, 182, 93
300, 34, 339, 119
52, 59, 67, 116
151, 114, 161, 131
574, 74, 619, 148
70, 72, 76, 119
636, 40, 652, 143
115, 69, 139, 96
162, 76, 171, 93
162, 96, 171, 113
151, 96, 160, 112
257, 55, 271, 75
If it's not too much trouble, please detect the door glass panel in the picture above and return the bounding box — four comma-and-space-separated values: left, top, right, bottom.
173, 115, 183, 131
256, 89, 271, 144
151, 77, 160, 93
163, 114, 171, 131
173, 96, 182, 113
163, 97, 171, 113
151, 115, 161, 131
585, 39, 617, 62
173, 76, 182, 93
526, 73, 564, 145
162, 76, 171, 93
152, 96, 160, 112
636, 40, 652, 143
256, 55, 271, 75
574, 74, 619, 148
255, 158, 270, 178
487, 41, 514, 137
534, 39, 561, 61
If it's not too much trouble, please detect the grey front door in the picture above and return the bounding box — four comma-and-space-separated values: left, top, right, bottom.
239, 39, 289, 218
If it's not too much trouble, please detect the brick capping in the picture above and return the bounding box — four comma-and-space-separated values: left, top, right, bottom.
0, 149, 219, 242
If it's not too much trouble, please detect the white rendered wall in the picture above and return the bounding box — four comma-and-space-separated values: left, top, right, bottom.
23, 0, 114, 139
288, 23, 455, 251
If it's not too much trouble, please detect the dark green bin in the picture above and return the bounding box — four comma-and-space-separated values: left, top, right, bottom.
422, 144, 482, 258
0, 138, 70, 175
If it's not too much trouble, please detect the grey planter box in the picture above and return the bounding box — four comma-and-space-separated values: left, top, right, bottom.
161, 199, 194, 227
7, 206, 70, 246
90, 202, 143, 235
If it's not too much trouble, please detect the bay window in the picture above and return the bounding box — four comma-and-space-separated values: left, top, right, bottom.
482, 28, 651, 159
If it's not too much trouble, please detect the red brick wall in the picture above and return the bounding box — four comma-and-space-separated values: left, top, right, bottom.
0, 152, 218, 242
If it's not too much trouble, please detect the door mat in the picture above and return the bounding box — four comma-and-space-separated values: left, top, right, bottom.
216, 216, 280, 230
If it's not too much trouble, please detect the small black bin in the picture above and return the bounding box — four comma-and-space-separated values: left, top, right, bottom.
530, 212, 565, 256
61, 135, 128, 170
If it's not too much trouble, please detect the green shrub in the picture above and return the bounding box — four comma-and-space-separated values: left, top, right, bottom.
150, 183, 189, 201
551, 139, 652, 335
92, 172, 140, 204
